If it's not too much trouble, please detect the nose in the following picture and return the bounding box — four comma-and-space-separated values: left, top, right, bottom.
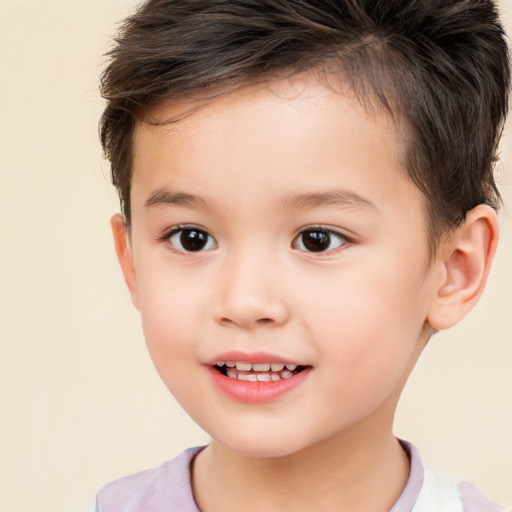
214, 249, 290, 329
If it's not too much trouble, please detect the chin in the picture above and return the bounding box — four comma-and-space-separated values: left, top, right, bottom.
217, 436, 306, 459
207, 421, 333, 459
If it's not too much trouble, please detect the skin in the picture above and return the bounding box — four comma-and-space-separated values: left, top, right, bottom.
112, 74, 498, 511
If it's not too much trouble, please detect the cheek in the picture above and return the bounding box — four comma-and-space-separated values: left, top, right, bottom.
135, 251, 209, 335
302, 260, 428, 393
135, 265, 204, 383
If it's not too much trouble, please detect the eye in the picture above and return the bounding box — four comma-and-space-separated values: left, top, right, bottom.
167, 227, 217, 253
293, 228, 347, 253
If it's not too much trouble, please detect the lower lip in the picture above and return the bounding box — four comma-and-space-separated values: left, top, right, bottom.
208, 366, 311, 404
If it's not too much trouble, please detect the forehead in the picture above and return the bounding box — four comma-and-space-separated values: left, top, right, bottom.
130, 74, 419, 217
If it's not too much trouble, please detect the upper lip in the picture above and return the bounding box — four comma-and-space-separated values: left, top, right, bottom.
205, 350, 306, 366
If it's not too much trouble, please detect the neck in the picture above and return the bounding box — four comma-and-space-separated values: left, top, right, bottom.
192, 427, 410, 512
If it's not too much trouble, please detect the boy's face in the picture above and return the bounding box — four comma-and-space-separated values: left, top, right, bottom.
118, 76, 439, 457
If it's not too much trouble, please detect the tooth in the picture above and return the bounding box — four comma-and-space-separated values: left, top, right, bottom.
281, 370, 293, 379
285, 364, 297, 371
216, 361, 225, 367
256, 373, 271, 382
226, 362, 236, 367
226, 369, 237, 379
270, 363, 284, 371
271, 373, 281, 381
253, 363, 271, 371
247, 374, 257, 382
236, 362, 252, 371
238, 373, 249, 381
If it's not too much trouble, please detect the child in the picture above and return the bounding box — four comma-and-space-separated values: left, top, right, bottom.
96, 0, 510, 510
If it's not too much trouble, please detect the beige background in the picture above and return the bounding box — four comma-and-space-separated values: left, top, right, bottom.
0, 1, 510, 511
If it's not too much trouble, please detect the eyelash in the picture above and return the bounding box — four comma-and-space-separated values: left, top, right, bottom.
159, 225, 351, 254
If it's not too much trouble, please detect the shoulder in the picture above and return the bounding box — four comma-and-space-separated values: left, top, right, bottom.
394, 441, 508, 512
419, 470, 508, 512
458, 481, 510, 512
94, 446, 204, 512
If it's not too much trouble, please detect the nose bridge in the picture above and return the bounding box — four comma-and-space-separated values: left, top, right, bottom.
215, 241, 289, 329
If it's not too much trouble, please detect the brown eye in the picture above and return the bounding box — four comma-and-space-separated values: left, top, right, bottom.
169, 228, 216, 252
293, 229, 346, 253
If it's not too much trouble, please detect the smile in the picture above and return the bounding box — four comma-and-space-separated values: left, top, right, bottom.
210, 360, 311, 403
215, 361, 305, 381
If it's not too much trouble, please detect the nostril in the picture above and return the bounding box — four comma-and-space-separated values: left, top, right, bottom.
218, 316, 276, 327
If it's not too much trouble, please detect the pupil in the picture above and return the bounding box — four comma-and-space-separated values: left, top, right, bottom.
180, 230, 207, 251
303, 231, 329, 252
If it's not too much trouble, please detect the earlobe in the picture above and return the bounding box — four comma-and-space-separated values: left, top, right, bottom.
427, 205, 498, 331
111, 214, 140, 310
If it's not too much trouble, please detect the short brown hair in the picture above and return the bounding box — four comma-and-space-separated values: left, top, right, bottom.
100, 0, 510, 248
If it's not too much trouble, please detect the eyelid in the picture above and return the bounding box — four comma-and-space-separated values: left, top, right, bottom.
159, 223, 201, 239
292, 224, 352, 240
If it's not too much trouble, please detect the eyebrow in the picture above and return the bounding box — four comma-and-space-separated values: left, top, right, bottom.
144, 188, 209, 209
284, 190, 377, 212
144, 187, 377, 212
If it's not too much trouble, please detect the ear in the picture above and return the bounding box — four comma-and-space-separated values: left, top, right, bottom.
427, 204, 498, 331
111, 214, 140, 310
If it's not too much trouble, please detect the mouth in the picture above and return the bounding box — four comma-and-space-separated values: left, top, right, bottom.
208, 353, 312, 403
213, 361, 308, 382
